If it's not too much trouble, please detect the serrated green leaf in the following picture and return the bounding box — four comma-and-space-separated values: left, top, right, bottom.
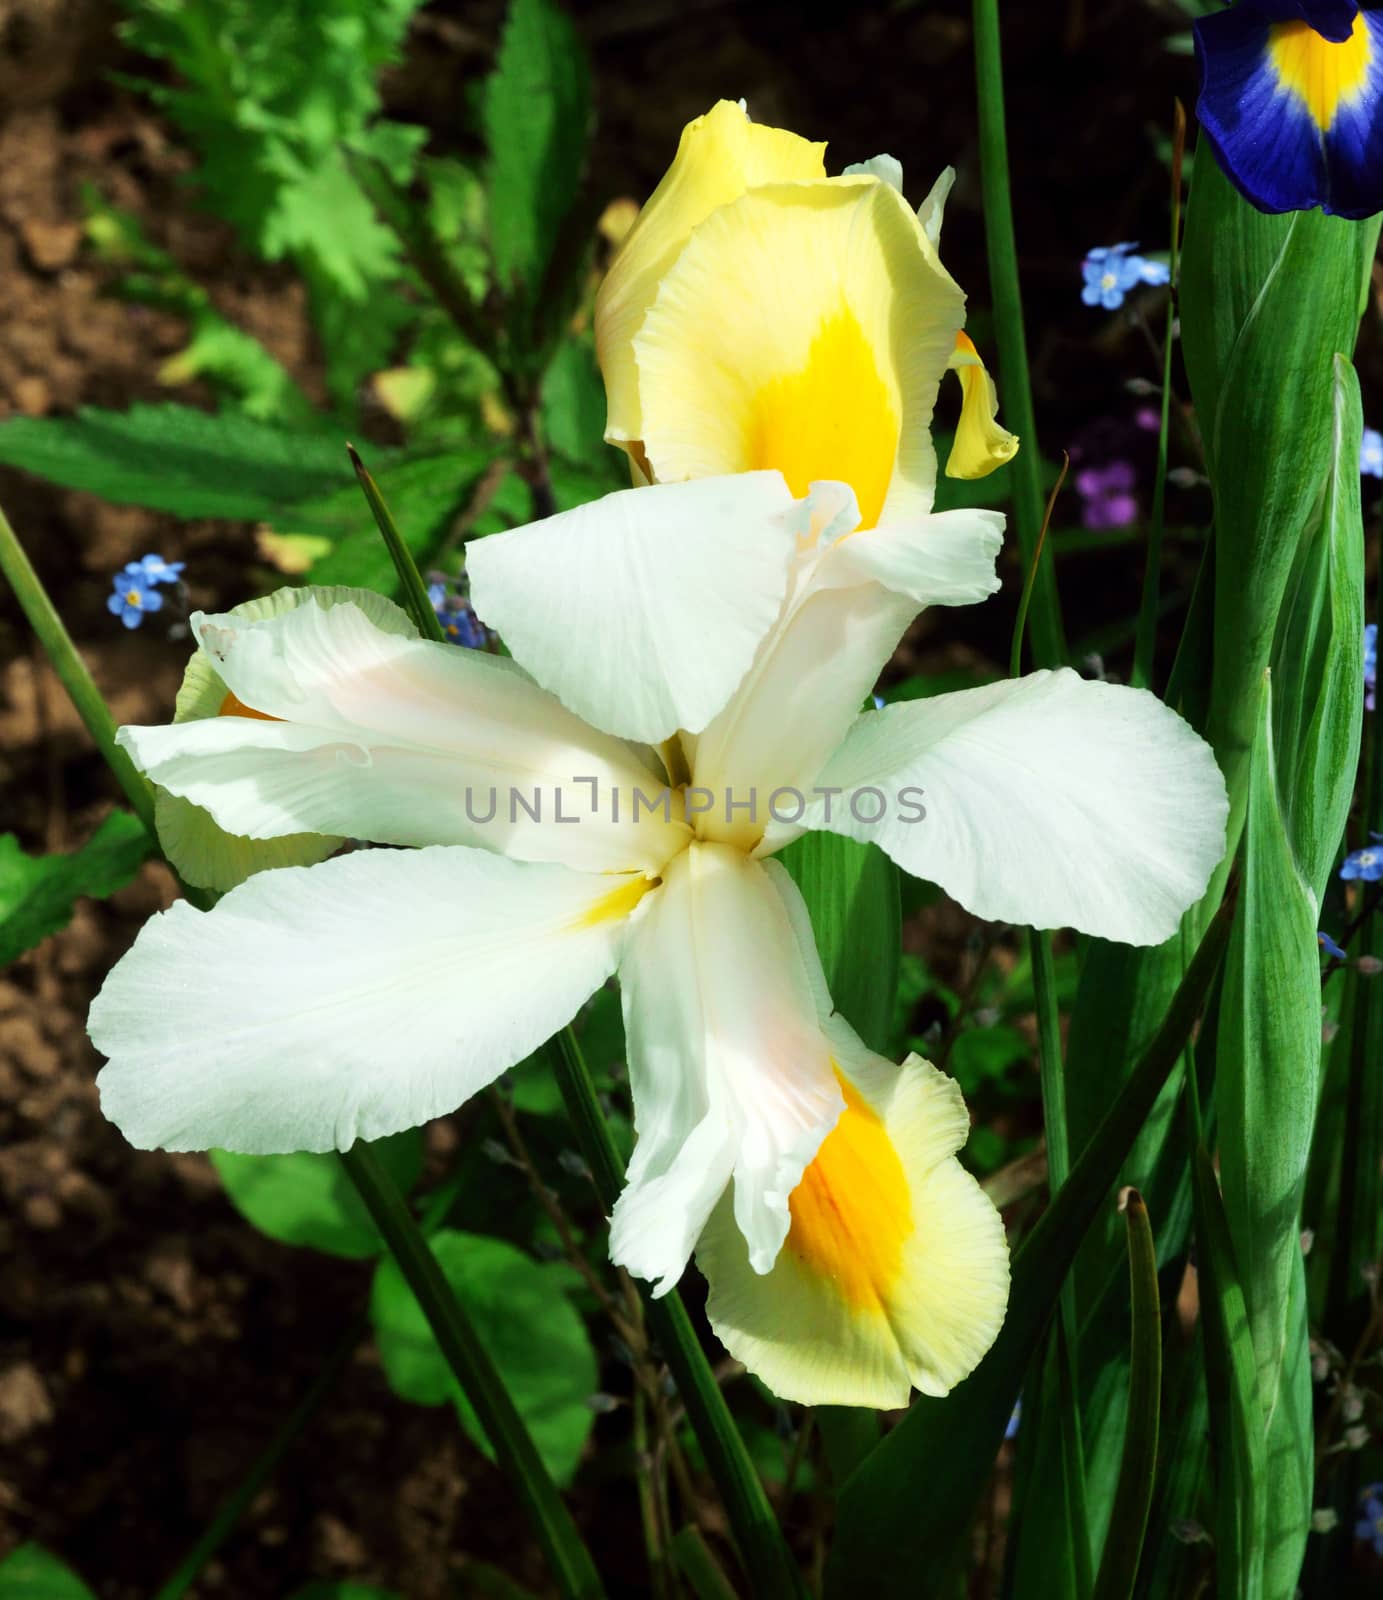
212, 1129, 423, 1259
776, 830, 900, 1054
0, 404, 356, 521
484, 0, 590, 293
0, 1545, 95, 1600
371, 1228, 597, 1485
0, 811, 152, 966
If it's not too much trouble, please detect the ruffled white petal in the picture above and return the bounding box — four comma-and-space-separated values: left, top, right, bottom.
466, 473, 800, 744
805, 669, 1229, 944
814, 507, 1005, 609
118, 596, 688, 876
610, 843, 843, 1295
153, 584, 417, 891
91, 846, 645, 1153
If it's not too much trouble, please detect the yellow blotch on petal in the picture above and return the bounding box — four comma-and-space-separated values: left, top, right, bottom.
1269, 16, 1371, 132
573, 873, 657, 930
945, 331, 1019, 481
786, 1073, 911, 1308
749, 307, 899, 532
217, 690, 279, 722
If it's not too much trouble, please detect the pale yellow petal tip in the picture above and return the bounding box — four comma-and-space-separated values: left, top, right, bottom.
697, 1053, 1010, 1408
945, 332, 1019, 480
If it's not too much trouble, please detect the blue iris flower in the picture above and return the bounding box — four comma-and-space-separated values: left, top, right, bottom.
1195, 2, 1383, 219
106, 573, 164, 630
1340, 834, 1383, 882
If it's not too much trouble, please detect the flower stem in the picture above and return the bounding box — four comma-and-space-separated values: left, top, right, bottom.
546, 1028, 808, 1600
0, 496, 157, 836
973, 0, 1066, 668
338, 1141, 605, 1600
1132, 100, 1187, 692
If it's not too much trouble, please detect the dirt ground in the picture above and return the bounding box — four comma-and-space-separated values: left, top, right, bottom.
2, 2, 1375, 1596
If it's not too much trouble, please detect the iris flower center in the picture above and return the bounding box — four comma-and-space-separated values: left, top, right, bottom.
748, 305, 898, 533
786, 1074, 911, 1307
1269, 15, 1372, 131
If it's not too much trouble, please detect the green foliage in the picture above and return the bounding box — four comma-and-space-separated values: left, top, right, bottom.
121, 0, 426, 403
0, 1546, 95, 1600
371, 1228, 598, 1486
484, 0, 591, 319
212, 1129, 423, 1259
777, 831, 901, 1055
826, 897, 1233, 1595
83, 189, 315, 424
289, 1586, 402, 1600
0, 404, 356, 521
0, 811, 152, 966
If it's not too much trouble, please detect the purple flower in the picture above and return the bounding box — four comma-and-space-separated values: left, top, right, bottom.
1356, 1482, 1383, 1555
1366, 622, 1377, 712
1075, 460, 1139, 530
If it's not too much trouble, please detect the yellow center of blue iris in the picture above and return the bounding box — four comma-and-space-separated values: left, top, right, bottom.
1269, 16, 1371, 132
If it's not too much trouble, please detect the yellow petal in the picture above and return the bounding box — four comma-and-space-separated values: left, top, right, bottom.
698, 1042, 1009, 1407
596, 100, 826, 450
632, 178, 964, 531
154, 586, 417, 891
945, 331, 1019, 480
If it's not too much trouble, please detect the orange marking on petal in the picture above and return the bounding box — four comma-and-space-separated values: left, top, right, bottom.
786, 1072, 911, 1309
217, 690, 279, 722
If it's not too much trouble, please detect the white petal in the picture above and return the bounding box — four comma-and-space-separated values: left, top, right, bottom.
118, 597, 689, 876
466, 473, 800, 744
841, 154, 904, 192
610, 843, 843, 1295
814, 508, 1005, 610
91, 846, 648, 1153
916, 166, 956, 248
804, 669, 1229, 944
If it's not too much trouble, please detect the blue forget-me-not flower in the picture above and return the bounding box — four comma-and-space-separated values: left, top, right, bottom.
1318, 929, 1348, 959
1341, 834, 1383, 882
1195, 2, 1383, 219
1081, 243, 1171, 310
107, 552, 183, 630
1363, 427, 1383, 478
